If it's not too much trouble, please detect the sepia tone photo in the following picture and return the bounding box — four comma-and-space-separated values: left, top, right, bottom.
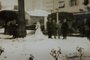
0, 0, 89, 60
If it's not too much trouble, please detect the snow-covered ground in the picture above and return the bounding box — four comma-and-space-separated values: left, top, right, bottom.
0, 29, 90, 60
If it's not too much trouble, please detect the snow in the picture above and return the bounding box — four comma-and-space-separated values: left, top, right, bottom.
0, 30, 90, 60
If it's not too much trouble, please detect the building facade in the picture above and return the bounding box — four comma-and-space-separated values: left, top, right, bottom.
45, 0, 90, 13
46, 0, 90, 34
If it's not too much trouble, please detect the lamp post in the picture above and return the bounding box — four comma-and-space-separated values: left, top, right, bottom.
56, 1, 65, 24
53, 0, 55, 10
56, 8, 59, 24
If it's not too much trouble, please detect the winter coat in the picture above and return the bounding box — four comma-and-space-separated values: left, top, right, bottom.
47, 21, 53, 32
61, 22, 68, 33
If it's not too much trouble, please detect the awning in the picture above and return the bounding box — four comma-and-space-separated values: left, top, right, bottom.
26, 10, 50, 16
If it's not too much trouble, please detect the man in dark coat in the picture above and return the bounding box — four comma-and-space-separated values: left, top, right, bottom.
52, 20, 57, 39
10, 20, 18, 38
57, 20, 62, 39
47, 18, 53, 38
83, 18, 90, 40
79, 18, 89, 38
61, 19, 68, 39
87, 21, 90, 41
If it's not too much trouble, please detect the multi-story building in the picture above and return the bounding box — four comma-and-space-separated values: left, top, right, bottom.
45, 0, 90, 13
46, 0, 90, 34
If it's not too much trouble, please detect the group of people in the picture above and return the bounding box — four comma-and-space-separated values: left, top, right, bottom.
47, 18, 69, 39
79, 18, 90, 40
34, 19, 68, 40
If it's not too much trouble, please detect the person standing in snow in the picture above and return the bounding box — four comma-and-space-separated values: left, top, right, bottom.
10, 20, 17, 38
52, 20, 57, 39
83, 18, 90, 40
57, 20, 62, 39
47, 18, 53, 38
61, 19, 68, 39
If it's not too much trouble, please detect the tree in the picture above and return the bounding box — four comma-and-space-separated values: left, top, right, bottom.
83, 0, 89, 6
0, 10, 18, 34
17, 0, 26, 37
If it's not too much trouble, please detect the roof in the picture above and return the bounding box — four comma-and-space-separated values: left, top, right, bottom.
26, 10, 50, 16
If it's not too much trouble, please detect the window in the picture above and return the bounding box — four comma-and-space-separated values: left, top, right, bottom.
69, 0, 78, 6
58, 1, 65, 8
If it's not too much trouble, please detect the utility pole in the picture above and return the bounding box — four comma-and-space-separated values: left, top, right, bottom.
53, 0, 54, 10
18, 0, 26, 37
0, 2, 2, 10
56, 8, 59, 24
